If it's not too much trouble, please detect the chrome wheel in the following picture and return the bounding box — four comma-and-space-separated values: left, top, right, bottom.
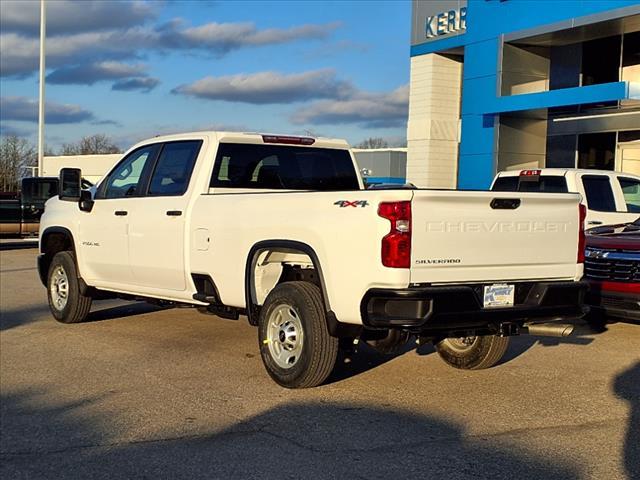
445, 336, 477, 352
266, 304, 304, 369
50, 266, 69, 311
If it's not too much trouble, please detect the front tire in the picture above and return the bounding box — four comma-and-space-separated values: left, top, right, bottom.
47, 251, 92, 324
258, 282, 338, 388
435, 335, 509, 370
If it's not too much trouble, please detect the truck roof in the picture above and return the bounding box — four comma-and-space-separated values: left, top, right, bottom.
129, 131, 350, 151
496, 168, 640, 179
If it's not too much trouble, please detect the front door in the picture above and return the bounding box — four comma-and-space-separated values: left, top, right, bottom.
78, 145, 159, 286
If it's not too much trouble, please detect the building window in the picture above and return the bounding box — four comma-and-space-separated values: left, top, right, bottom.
577, 133, 616, 171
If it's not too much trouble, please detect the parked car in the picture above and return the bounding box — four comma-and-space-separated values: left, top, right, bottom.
39, 131, 587, 388
0, 177, 59, 236
584, 217, 640, 323
492, 168, 640, 228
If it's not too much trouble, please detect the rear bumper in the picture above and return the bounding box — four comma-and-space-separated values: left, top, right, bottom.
361, 281, 588, 332
586, 287, 640, 322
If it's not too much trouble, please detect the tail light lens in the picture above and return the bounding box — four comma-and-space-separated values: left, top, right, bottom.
378, 201, 411, 268
577, 203, 586, 263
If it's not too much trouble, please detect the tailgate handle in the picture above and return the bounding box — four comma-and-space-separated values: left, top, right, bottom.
490, 198, 520, 210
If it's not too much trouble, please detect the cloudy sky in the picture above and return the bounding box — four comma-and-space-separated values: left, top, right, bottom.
0, 0, 411, 150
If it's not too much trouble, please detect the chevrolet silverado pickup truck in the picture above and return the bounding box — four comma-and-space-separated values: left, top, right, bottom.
492, 168, 640, 228
38, 132, 588, 388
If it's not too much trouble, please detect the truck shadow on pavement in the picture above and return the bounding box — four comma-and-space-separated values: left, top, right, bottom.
0, 301, 165, 332
614, 361, 640, 480
0, 392, 586, 480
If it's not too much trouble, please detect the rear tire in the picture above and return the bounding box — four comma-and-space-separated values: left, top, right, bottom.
435, 335, 509, 370
258, 282, 338, 388
47, 251, 92, 324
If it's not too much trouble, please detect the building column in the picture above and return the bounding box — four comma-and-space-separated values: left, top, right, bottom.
406, 53, 462, 188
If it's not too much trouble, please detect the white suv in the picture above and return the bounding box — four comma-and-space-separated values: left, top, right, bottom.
492, 169, 640, 228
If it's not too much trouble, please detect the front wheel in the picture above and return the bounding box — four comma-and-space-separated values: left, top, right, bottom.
47, 251, 92, 324
258, 282, 338, 388
435, 335, 509, 370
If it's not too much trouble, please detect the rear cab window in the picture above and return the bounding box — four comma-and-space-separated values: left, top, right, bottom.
148, 141, 202, 196
210, 143, 359, 191
491, 174, 568, 193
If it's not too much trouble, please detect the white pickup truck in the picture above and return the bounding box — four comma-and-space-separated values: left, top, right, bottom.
492, 168, 640, 228
39, 131, 587, 388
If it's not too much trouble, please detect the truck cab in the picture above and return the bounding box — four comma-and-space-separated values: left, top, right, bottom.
0, 177, 59, 236
492, 168, 640, 228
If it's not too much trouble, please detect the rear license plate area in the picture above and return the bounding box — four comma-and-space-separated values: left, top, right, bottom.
483, 284, 515, 308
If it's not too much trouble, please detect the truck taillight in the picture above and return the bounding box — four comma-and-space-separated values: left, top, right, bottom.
378, 201, 411, 268
577, 203, 586, 264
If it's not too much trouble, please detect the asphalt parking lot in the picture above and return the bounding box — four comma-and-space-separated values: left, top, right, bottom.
1, 247, 638, 480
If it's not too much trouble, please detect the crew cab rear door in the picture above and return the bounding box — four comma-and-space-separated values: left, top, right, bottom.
409, 190, 582, 284
126, 140, 202, 291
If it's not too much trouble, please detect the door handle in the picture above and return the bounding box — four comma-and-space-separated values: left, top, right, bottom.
587, 221, 603, 225
166, 210, 182, 216
114, 210, 128, 216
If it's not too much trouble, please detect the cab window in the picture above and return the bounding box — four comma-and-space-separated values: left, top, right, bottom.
581, 175, 616, 212
148, 141, 202, 196
99, 145, 157, 199
619, 177, 640, 213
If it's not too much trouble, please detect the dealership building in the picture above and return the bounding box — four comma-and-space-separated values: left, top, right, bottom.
407, 0, 640, 189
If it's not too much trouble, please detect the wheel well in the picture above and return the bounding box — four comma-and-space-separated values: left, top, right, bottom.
245, 241, 328, 326
252, 248, 319, 305
39, 229, 75, 285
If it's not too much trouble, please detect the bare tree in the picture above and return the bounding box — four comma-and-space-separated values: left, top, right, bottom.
356, 137, 389, 149
60, 134, 121, 155
0, 135, 36, 192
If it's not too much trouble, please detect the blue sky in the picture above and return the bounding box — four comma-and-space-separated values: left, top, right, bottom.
0, 0, 411, 151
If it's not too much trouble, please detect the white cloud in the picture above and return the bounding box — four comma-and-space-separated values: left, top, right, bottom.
0, 14, 340, 78
47, 61, 154, 86
0, 96, 95, 124
172, 69, 354, 104
0, 0, 157, 36
291, 84, 409, 128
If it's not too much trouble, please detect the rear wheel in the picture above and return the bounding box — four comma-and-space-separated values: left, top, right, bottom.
47, 251, 92, 324
435, 335, 509, 370
258, 282, 338, 388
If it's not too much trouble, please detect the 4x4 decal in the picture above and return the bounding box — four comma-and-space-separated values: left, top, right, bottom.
334, 200, 369, 208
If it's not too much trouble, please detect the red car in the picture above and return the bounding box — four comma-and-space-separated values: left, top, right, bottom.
585, 218, 640, 322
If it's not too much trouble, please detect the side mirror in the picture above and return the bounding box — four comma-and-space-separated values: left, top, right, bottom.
79, 190, 94, 212
59, 168, 82, 201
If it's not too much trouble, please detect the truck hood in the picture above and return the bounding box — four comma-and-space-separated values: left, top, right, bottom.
587, 220, 640, 251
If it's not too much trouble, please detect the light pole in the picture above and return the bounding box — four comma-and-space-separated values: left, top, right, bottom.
38, 0, 46, 177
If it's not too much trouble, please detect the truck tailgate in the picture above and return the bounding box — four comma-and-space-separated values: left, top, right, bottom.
409, 191, 582, 284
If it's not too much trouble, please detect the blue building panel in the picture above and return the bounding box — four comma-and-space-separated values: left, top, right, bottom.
486, 82, 632, 114
410, 0, 640, 189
